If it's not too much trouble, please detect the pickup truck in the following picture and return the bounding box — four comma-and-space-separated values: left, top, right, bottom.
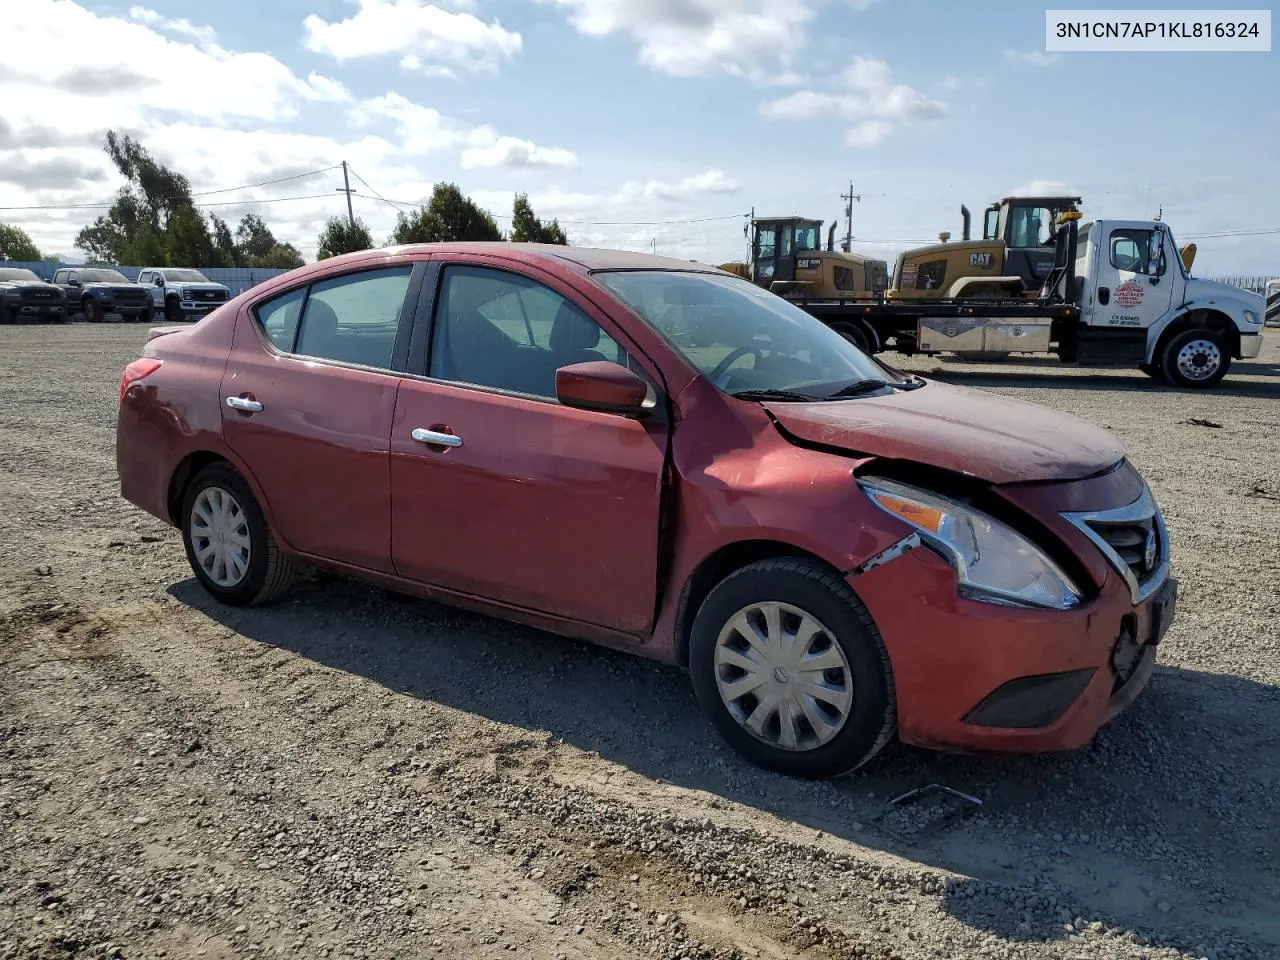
0, 268, 66, 323
137, 267, 231, 322
51, 267, 152, 323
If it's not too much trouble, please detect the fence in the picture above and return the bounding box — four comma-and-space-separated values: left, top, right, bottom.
1205, 275, 1277, 296
0, 261, 291, 297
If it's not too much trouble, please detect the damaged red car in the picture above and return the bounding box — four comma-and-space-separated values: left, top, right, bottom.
116, 244, 1177, 778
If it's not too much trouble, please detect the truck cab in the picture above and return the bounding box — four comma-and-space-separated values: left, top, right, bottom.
1071, 219, 1265, 386
138, 267, 231, 322
728, 216, 888, 299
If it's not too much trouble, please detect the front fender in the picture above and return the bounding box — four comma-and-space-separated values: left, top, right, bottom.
1144, 295, 1262, 361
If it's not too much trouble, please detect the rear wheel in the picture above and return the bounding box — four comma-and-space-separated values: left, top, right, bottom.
831, 322, 872, 354
688, 558, 896, 779
1159, 328, 1230, 388
180, 463, 298, 606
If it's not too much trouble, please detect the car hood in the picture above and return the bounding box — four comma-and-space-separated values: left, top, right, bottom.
1185, 276, 1265, 311
762, 380, 1124, 484
84, 282, 146, 290
2, 280, 59, 289
173, 282, 227, 291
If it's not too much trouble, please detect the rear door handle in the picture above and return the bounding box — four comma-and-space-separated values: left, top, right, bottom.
411, 428, 462, 448
225, 396, 263, 412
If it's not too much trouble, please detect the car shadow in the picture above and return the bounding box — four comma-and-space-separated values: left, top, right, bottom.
168, 575, 1280, 955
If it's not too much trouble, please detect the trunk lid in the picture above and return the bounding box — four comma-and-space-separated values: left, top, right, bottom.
762, 380, 1123, 484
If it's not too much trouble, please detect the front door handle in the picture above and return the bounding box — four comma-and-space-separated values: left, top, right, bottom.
411, 427, 462, 448
225, 396, 263, 412
1097, 287, 1110, 305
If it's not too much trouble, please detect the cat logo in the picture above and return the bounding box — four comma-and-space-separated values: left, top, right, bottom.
969, 253, 994, 269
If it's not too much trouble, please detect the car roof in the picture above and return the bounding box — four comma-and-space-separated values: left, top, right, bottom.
368, 242, 729, 275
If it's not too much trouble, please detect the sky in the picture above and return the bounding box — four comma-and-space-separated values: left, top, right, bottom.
2, 0, 1277, 276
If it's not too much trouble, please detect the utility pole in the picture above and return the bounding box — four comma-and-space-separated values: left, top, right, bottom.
337, 161, 355, 226
840, 181, 861, 253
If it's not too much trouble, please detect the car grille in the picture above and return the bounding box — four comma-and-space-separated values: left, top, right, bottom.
112, 288, 150, 305
194, 289, 226, 302
1062, 487, 1169, 604
22, 288, 56, 299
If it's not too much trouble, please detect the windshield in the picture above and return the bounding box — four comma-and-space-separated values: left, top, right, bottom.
0, 269, 40, 281
163, 269, 210, 282
79, 269, 129, 283
592, 270, 900, 397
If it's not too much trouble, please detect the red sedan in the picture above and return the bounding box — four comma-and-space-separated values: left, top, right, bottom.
116, 243, 1177, 778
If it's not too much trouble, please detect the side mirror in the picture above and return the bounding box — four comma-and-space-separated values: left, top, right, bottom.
67, 277, 81, 288
555, 361, 652, 418
155, 276, 165, 286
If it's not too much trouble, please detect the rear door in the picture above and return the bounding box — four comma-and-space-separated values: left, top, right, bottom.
1092, 224, 1175, 331
219, 260, 426, 573
388, 256, 669, 634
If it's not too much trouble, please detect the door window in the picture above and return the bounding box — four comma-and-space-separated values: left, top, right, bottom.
1008, 206, 1054, 248
429, 265, 626, 399
1109, 229, 1159, 275
138, 271, 151, 284
780, 226, 794, 257
294, 267, 412, 369
756, 226, 778, 260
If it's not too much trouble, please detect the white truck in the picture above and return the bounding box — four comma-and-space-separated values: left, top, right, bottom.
137, 267, 231, 323
795, 214, 1266, 388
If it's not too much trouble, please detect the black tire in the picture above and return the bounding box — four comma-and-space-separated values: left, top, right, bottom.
1159, 328, 1230, 389
0, 303, 12, 325
688, 557, 896, 779
165, 297, 184, 323
1138, 362, 1164, 381
832, 322, 872, 354
180, 462, 299, 606
83, 297, 103, 323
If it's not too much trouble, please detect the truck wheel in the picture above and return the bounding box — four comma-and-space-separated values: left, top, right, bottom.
165, 297, 185, 323
832, 322, 872, 354
1159, 329, 1230, 388
0, 303, 12, 325
1138, 363, 1165, 382
83, 298, 103, 323
688, 558, 896, 779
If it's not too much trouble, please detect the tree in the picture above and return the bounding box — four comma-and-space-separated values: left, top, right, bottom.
255, 242, 305, 269
0, 222, 45, 261
229, 213, 303, 268
210, 214, 237, 265
390, 183, 503, 244
511, 193, 567, 245
317, 216, 374, 260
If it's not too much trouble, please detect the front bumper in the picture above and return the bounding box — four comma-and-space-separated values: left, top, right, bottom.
180, 300, 225, 312
1239, 332, 1263, 359
849, 545, 1174, 754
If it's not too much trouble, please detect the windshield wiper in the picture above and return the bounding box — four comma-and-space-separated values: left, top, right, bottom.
824, 379, 891, 399
888, 373, 927, 390
729, 388, 819, 402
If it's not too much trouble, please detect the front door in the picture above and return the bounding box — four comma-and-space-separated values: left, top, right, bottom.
1090, 225, 1175, 331
389, 258, 668, 635
220, 263, 420, 572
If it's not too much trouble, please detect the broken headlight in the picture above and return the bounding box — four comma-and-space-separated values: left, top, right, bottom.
858, 477, 1082, 610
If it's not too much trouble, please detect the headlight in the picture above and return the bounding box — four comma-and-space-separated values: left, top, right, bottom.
1244, 310, 1260, 326
858, 477, 1082, 610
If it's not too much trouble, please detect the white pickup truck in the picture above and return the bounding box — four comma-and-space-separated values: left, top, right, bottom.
137, 267, 231, 323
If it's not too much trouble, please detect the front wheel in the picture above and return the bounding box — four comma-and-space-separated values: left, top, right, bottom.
831, 322, 872, 354
83, 297, 103, 323
1159, 329, 1230, 388
180, 463, 299, 606
688, 558, 896, 779
165, 298, 185, 323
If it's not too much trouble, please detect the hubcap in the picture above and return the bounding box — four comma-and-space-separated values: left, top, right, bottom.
1175, 338, 1221, 381
190, 486, 251, 587
713, 601, 854, 752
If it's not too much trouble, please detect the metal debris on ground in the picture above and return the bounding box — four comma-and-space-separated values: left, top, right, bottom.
869, 784, 984, 844
1181, 418, 1223, 428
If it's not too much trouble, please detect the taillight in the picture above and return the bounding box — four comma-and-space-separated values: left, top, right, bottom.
120, 358, 163, 403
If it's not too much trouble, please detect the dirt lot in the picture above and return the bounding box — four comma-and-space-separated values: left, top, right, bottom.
2, 324, 1278, 960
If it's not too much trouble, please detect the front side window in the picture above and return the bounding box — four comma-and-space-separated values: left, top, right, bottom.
593, 270, 898, 397
294, 266, 412, 369
1109, 229, 1159, 275
138, 271, 152, 284
429, 265, 626, 399
794, 225, 820, 252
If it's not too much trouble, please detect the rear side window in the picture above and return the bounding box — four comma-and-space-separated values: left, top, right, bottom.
294, 267, 412, 369
255, 287, 306, 351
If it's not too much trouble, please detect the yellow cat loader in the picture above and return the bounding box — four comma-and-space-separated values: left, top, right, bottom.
717, 216, 888, 299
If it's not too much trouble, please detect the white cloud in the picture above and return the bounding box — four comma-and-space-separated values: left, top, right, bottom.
759, 56, 944, 147
844, 120, 892, 148
1008, 179, 1077, 197
303, 0, 521, 74
752, 55, 947, 150
128, 6, 218, 47
544, 0, 815, 80
619, 169, 741, 202
461, 133, 579, 170
1004, 49, 1061, 67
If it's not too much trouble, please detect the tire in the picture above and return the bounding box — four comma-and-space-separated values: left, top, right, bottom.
0, 303, 12, 325
180, 462, 299, 606
1138, 363, 1164, 381
165, 297, 185, 323
688, 557, 896, 779
83, 297, 103, 323
832, 322, 872, 354
1159, 328, 1230, 389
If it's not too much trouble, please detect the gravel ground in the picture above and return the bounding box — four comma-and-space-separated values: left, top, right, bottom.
2, 324, 1278, 960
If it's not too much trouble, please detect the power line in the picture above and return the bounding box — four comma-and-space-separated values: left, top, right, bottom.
345, 168, 413, 211
190, 165, 340, 198
0, 192, 339, 212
